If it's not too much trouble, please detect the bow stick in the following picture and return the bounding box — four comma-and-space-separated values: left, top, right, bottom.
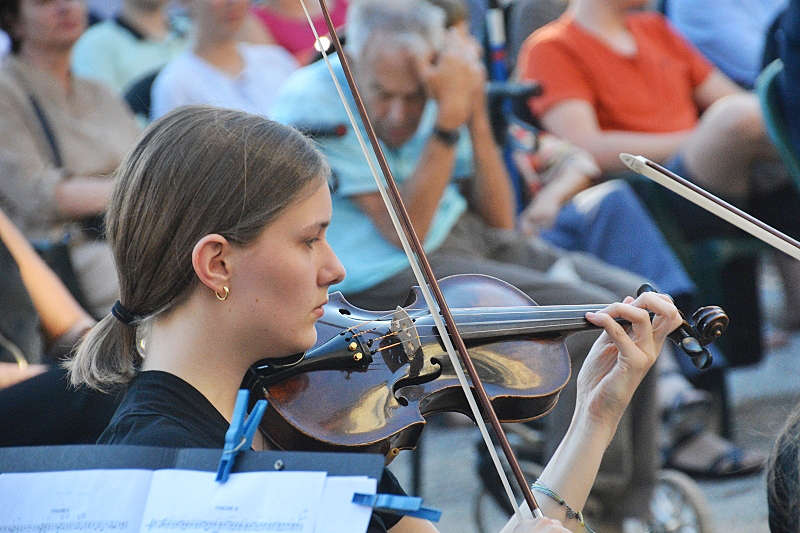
620, 154, 800, 261
300, 0, 542, 520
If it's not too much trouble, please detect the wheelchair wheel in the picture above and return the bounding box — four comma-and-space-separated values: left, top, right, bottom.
650, 469, 714, 533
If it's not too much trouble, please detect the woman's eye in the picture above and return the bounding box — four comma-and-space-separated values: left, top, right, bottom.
304, 238, 320, 248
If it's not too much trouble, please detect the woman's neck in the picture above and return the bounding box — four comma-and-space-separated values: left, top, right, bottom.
571, 1, 629, 35
193, 37, 244, 77
18, 46, 72, 92
269, 0, 323, 19
120, 1, 169, 40
142, 302, 254, 424
569, 0, 636, 55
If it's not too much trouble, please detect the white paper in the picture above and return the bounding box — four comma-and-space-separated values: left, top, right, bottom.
140, 470, 326, 533
0, 469, 153, 532
313, 476, 377, 533
0, 469, 377, 533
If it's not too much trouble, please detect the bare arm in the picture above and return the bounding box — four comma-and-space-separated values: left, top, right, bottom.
465, 91, 515, 230
540, 100, 691, 173
518, 140, 599, 235
693, 69, 745, 111
0, 209, 94, 342
352, 135, 459, 246
501, 293, 682, 532
53, 176, 114, 219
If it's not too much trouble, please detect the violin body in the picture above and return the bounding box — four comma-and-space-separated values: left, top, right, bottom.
249, 274, 572, 459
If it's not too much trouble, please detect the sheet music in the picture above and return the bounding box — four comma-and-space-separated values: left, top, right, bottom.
141, 470, 326, 533
0, 469, 153, 532
315, 476, 376, 533
0, 469, 377, 533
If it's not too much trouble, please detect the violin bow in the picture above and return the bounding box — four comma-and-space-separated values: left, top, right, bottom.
299, 0, 543, 520
620, 154, 800, 261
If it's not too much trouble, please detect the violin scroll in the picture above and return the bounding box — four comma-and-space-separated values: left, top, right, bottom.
637, 284, 728, 370
691, 305, 730, 346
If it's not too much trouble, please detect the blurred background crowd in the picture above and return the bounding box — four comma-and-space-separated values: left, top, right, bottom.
2, 0, 800, 532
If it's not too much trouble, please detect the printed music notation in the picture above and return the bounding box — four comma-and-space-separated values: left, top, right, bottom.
0, 469, 376, 533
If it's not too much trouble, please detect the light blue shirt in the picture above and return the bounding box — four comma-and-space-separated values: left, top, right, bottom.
667, 0, 787, 87
71, 16, 190, 95
271, 56, 472, 294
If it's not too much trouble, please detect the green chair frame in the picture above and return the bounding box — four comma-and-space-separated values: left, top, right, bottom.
756, 59, 800, 185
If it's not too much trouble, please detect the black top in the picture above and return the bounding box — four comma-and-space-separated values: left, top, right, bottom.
99, 371, 405, 532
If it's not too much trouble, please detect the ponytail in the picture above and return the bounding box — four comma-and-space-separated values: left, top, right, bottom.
66, 314, 140, 392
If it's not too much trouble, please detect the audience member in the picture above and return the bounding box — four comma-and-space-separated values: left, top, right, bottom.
776, 0, 800, 156
271, 1, 685, 527
0, 208, 119, 446
518, 0, 800, 335
0, 0, 141, 317
666, 0, 786, 89
149, 0, 297, 120
249, 0, 348, 64
71, 0, 190, 95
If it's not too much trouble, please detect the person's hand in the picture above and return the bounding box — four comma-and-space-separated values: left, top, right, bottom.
510, 516, 570, 532
416, 29, 485, 130
0, 362, 47, 389
576, 292, 682, 441
519, 189, 561, 236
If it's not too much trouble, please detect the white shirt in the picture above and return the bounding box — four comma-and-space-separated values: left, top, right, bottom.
0, 32, 9, 59
150, 43, 298, 120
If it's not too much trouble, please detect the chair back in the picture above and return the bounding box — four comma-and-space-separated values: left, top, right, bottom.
756, 59, 800, 185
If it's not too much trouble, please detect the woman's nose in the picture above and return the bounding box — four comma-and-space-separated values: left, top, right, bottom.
320, 244, 346, 287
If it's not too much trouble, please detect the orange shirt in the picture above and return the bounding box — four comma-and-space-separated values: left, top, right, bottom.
517, 12, 713, 133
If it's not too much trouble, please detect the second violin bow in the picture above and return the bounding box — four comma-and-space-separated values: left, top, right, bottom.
620, 153, 800, 262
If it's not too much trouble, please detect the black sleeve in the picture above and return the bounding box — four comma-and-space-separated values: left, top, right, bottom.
97, 414, 217, 448
367, 468, 408, 533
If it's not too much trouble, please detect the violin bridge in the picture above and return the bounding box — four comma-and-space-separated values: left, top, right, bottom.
391, 307, 422, 360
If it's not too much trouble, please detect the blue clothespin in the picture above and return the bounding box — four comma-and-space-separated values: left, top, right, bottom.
216, 389, 267, 483
352, 493, 441, 522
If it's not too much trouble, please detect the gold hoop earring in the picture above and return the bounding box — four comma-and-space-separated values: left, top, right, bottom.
215, 286, 230, 301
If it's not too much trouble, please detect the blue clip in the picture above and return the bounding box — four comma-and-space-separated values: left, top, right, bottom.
216, 389, 267, 483
352, 493, 441, 522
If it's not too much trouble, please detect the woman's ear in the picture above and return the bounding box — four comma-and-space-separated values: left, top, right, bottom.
191, 234, 232, 294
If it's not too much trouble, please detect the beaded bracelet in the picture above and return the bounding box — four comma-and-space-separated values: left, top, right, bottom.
531, 482, 596, 533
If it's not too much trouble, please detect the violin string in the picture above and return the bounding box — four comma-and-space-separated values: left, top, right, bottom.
369, 321, 592, 354
343, 304, 607, 338
368, 316, 599, 341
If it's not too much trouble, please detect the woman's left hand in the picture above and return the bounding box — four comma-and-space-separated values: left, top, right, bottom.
576, 292, 682, 440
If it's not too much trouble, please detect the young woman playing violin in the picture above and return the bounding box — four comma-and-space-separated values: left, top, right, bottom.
67, 105, 683, 533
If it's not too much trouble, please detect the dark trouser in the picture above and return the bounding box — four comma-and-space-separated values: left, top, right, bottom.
0, 366, 120, 446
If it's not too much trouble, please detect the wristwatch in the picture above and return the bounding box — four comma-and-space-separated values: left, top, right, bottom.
432, 126, 460, 147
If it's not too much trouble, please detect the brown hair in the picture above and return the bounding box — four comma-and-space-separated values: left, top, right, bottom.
67, 106, 329, 391
769, 404, 800, 533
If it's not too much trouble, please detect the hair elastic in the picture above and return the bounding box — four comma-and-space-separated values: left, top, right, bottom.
111, 300, 139, 326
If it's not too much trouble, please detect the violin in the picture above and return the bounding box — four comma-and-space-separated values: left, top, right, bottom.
245, 274, 728, 459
